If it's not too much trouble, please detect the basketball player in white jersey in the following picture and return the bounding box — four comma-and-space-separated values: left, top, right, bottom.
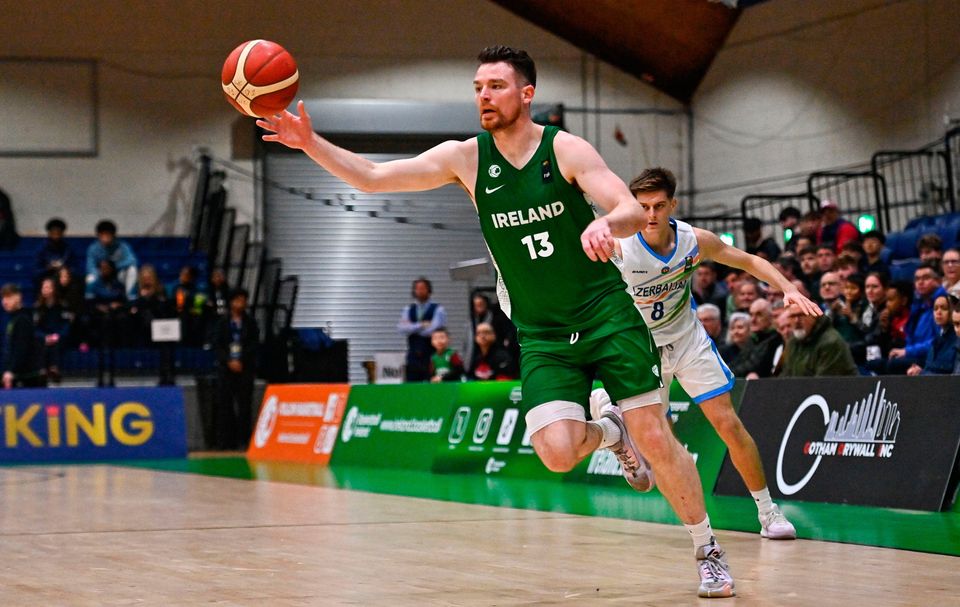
592, 167, 822, 539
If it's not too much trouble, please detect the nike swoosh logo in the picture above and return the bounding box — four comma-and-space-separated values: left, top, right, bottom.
485, 185, 505, 194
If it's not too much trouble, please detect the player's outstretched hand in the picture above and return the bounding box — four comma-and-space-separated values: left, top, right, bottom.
581, 217, 615, 262
257, 100, 314, 150
783, 289, 822, 317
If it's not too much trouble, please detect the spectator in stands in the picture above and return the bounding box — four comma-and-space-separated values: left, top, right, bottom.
463, 292, 516, 367
941, 248, 960, 297
730, 299, 780, 379
212, 288, 259, 450
696, 303, 723, 342
856, 272, 889, 368
205, 268, 230, 318
743, 217, 781, 261
886, 262, 948, 374
33, 277, 69, 384
781, 306, 858, 377
719, 311, 751, 368
917, 233, 943, 272
398, 277, 447, 382
35, 218, 74, 287
817, 199, 860, 254
1, 284, 44, 388
170, 265, 206, 347
774, 255, 802, 284
797, 246, 821, 299
466, 321, 516, 381
86, 220, 138, 299
128, 265, 175, 385
87, 259, 128, 386
778, 206, 802, 253
861, 230, 889, 277
906, 294, 956, 376
793, 235, 815, 257
840, 240, 865, 267
128, 265, 171, 346
798, 210, 822, 242
834, 255, 859, 281
0, 189, 20, 250
871, 281, 912, 367
770, 309, 793, 376
692, 261, 728, 320
818, 271, 843, 317
733, 278, 760, 313
816, 244, 836, 274
953, 302, 960, 375
834, 273, 867, 345
429, 327, 464, 383
56, 266, 84, 316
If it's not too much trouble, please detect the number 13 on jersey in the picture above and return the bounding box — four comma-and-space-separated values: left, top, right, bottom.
520, 231, 554, 260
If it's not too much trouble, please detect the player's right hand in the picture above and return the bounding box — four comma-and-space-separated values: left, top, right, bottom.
581, 217, 615, 262
257, 100, 314, 150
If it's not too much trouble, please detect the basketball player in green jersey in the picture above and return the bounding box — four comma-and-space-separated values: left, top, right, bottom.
258, 46, 736, 598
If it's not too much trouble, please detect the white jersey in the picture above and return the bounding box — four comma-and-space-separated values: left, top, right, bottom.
616, 218, 701, 345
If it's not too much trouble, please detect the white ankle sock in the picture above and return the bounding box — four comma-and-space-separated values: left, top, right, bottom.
685, 515, 714, 550
750, 487, 774, 516
590, 417, 621, 449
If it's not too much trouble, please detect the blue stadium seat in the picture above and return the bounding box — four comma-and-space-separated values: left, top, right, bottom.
889, 259, 920, 282
885, 231, 919, 260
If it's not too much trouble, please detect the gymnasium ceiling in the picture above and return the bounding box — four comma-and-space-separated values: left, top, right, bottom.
489, 0, 750, 103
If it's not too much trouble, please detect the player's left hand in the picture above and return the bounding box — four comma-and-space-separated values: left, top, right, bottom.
581, 218, 615, 262
783, 289, 822, 317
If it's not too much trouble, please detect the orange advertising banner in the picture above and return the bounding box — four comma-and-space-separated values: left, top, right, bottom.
246, 384, 350, 464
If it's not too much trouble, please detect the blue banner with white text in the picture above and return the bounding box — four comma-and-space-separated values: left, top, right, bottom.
0, 387, 187, 463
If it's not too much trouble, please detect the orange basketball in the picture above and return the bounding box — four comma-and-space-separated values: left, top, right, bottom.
221, 40, 299, 118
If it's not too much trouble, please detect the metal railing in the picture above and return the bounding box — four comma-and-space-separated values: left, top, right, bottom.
807, 170, 888, 232
740, 193, 818, 248
871, 148, 953, 232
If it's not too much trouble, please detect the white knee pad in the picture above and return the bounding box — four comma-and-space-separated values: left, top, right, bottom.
524, 401, 586, 436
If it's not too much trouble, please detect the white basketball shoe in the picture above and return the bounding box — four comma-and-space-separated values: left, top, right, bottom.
590, 388, 655, 492
759, 504, 797, 539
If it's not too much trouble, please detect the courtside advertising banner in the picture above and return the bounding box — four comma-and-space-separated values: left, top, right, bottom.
0, 387, 186, 463
433, 381, 555, 479
247, 384, 349, 464
714, 377, 960, 511
330, 383, 457, 470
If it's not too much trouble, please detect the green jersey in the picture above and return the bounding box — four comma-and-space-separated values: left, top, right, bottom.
475, 126, 637, 338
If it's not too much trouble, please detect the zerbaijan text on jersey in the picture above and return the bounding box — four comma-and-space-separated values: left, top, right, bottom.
474, 126, 639, 338
616, 218, 701, 345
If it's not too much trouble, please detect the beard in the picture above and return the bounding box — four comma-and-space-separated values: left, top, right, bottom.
480, 106, 521, 132
792, 328, 808, 340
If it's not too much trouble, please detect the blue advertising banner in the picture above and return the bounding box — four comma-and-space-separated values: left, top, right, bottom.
0, 387, 187, 463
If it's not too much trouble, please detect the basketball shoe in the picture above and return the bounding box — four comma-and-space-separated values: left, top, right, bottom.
590, 391, 655, 492
695, 538, 736, 598
759, 504, 797, 539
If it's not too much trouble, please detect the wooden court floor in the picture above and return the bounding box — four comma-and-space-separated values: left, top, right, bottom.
0, 465, 955, 606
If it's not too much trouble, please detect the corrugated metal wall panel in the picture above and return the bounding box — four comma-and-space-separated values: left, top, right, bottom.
264, 152, 491, 383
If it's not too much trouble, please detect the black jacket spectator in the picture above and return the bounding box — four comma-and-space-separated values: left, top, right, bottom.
1, 283, 44, 388
35, 218, 75, 285
212, 289, 259, 450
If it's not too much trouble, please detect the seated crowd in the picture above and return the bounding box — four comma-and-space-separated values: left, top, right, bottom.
2, 217, 238, 386
694, 205, 960, 378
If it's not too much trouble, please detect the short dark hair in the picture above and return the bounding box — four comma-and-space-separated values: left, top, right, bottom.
45, 218, 66, 232
862, 229, 886, 244
432, 327, 449, 335
95, 220, 117, 235
798, 246, 817, 257
801, 210, 822, 222
845, 273, 865, 291
0, 283, 20, 297
917, 232, 943, 252
412, 277, 432, 295
917, 260, 942, 278
743, 217, 763, 233
628, 167, 677, 199
817, 243, 835, 254
841, 240, 865, 256
477, 46, 536, 87
890, 280, 913, 302
229, 287, 249, 302
778, 206, 802, 222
